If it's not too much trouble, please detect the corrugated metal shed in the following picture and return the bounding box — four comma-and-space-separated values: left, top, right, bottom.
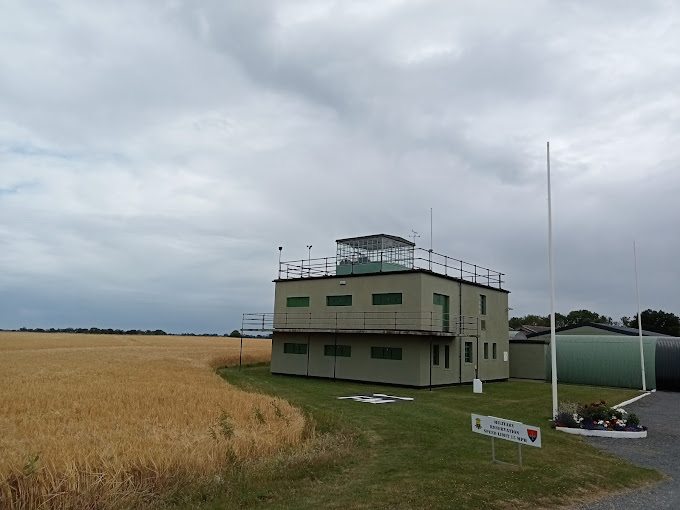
548, 335, 656, 390
655, 337, 680, 391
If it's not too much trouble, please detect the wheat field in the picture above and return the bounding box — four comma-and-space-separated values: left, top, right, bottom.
0, 332, 304, 510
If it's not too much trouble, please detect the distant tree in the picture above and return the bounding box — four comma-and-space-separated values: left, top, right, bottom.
622, 309, 680, 336
229, 329, 241, 338
564, 309, 612, 326
510, 310, 613, 330
509, 315, 549, 329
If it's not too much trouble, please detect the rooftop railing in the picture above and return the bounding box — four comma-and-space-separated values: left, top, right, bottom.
242, 312, 481, 337
278, 248, 504, 289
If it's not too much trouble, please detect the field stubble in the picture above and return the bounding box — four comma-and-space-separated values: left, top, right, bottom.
0, 332, 304, 509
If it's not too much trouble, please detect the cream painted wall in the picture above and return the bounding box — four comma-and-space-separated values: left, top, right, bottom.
274, 273, 424, 330
272, 331, 427, 386
421, 273, 509, 382
271, 271, 510, 385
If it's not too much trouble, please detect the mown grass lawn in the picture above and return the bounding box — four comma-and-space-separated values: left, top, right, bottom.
193, 365, 664, 510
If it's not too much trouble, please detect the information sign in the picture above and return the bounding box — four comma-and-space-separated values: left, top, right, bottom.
471, 414, 542, 448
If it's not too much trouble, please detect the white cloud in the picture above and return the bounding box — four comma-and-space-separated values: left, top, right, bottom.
1, 1, 679, 332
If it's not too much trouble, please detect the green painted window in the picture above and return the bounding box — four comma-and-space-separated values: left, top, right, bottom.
286, 296, 310, 307
432, 344, 440, 366
283, 342, 307, 355
483, 342, 489, 360
324, 344, 351, 357
372, 293, 402, 305
492, 342, 497, 360
327, 295, 352, 306
444, 345, 450, 369
480, 319, 486, 331
464, 341, 473, 363
371, 346, 402, 360
479, 295, 487, 315
433, 293, 450, 332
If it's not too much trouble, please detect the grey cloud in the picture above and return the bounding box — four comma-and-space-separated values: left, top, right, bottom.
1, 1, 679, 332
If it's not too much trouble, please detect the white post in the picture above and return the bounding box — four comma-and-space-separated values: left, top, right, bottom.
634, 241, 647, 391
547, 142, 558, 419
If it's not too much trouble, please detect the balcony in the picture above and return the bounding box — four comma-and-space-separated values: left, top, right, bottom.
242, 312, 481, 337
277, 248, 504, 290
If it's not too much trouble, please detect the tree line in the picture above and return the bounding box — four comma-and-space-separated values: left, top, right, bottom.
7, 327, 271, 339
510, 308, 680, 337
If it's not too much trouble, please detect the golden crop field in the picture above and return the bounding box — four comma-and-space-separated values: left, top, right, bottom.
0, 332, 304, 510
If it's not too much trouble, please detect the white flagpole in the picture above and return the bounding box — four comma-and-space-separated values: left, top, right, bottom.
634, 241, 647, 391
547, 142, 558, 419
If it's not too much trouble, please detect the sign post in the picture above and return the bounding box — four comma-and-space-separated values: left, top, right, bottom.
471, 414, 542, 467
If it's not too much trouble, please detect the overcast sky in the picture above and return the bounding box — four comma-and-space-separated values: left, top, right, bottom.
1, 1, 679, 333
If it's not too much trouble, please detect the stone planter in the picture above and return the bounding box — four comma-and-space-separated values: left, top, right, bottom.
556, 426, 647, 439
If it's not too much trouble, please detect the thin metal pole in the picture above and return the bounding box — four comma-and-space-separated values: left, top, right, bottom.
459, 282, 463, 385
430, 207, 433, 252
547, 141, 558, 419
476, 319, 480, 380
492, 437, 496, 462
239, 327, 243, 371
307, 245, 312, 277
634, 241, 647, 391
306, 333, 310, 378
518, 444, 523, 468
333, 332, 337, 381
429, 335, 433, 391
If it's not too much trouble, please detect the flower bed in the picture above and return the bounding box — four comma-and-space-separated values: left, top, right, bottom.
554, 400, 647, 438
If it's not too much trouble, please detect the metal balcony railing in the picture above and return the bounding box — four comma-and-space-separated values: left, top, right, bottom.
242, 312, 480, 337
278, 248, 504, 289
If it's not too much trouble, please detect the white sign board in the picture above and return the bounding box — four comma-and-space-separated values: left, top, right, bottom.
471, 414, 542, 448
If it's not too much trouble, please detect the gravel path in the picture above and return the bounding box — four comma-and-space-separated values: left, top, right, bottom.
572, 391, 679, 510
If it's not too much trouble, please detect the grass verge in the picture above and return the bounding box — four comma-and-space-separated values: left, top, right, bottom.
175, 366, 664, 510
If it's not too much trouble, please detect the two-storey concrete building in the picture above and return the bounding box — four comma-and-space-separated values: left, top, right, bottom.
243, 234, 509, 388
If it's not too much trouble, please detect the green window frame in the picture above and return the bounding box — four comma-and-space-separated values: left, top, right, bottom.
372, 293, 402, 305
479, 294, 487, 315
432, 344, 440, 366
286, 296, 310, 308
371, 346, 403, 360
492, 342, 497, 360
483, 342, 489, 360
444, 344, 450, 369
283, 342, 307, 355
327, 295, 352, 306
464, 341, 473, 363
324, 344, 351, 357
